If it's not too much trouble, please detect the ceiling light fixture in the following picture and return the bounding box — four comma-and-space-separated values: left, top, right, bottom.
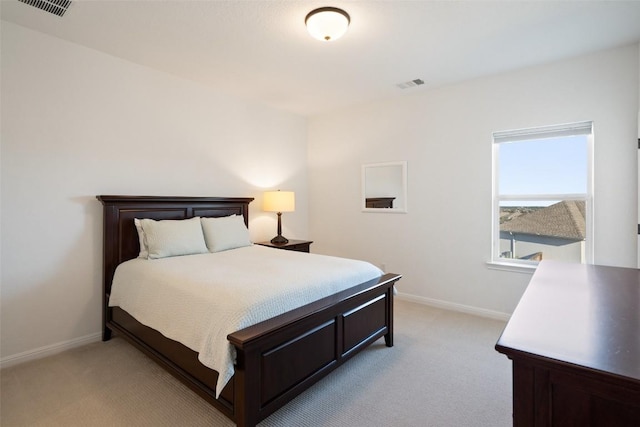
305, 7, 350, 42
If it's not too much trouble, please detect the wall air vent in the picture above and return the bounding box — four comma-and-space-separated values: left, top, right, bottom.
18, 0, 71, 17
396, 79, 425, 90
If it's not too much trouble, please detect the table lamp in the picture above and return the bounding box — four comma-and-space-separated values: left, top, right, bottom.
263, 190, 295, 244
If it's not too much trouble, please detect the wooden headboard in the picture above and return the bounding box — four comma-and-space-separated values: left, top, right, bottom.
96, 195, 253, 300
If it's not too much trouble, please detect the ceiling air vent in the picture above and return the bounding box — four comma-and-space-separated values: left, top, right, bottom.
396, 79, 425, 90
18, 0, 71, 17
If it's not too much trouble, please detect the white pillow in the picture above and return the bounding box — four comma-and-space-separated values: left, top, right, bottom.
139, 217, 209, 259
134, 218, 149, 259
201, 215, 252, 253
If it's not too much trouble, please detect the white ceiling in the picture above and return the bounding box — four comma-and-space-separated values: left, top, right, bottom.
2, 0, 640, 116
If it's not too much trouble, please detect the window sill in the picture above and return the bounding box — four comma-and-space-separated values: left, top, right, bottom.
486, 261, 537, 274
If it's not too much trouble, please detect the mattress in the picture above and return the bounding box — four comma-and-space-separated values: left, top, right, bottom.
108, 244, 382, 396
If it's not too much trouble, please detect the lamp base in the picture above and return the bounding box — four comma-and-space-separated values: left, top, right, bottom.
270, 235, 289, 245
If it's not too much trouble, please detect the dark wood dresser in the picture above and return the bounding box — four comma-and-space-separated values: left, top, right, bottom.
365, 197, 395, 208
496, 261, 640, 426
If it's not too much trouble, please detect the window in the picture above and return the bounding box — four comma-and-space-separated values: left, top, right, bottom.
492, 121, 593, 267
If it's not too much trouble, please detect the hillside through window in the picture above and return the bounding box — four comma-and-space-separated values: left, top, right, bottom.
492, 122, 593, 266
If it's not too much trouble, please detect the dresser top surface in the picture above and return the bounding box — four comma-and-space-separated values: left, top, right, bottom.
496, 260, 640, 383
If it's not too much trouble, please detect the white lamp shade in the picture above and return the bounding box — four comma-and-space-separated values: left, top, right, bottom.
263, 191, 295, 212
305, 7, 350, 42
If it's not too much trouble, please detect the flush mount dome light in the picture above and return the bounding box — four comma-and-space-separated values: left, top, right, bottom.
305, 7, 350, 42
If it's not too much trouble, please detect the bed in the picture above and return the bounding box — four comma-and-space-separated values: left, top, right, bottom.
97, 195, 401, 427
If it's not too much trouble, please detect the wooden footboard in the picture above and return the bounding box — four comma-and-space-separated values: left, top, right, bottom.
228, 273, 399, 426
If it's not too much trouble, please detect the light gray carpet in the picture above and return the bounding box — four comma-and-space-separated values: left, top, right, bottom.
1, 300, 513, 426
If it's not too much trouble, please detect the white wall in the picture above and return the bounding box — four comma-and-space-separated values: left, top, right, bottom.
309, 44, 639, 317
0, 22, 308, 362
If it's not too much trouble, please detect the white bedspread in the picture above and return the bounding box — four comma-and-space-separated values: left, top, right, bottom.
109, 245, 382, 396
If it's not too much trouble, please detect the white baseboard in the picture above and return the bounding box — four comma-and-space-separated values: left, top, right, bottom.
396, 292, 511, 321
0, 332, 102, 369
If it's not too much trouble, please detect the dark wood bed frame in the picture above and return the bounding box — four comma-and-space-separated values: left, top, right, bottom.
97, 195, 401, 427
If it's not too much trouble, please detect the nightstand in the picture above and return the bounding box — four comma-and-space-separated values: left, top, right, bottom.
255, 239, 313, 253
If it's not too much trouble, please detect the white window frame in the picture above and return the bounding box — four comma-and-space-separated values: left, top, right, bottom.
490, 121, 594, 271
